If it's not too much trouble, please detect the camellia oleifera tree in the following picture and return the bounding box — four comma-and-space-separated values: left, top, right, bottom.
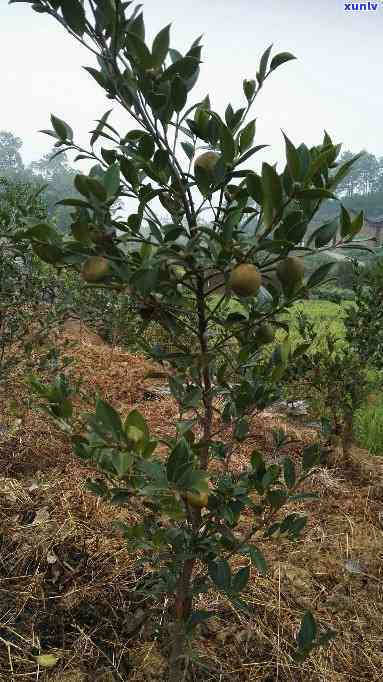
11, 0, 365, 677
286, 259, 383, 463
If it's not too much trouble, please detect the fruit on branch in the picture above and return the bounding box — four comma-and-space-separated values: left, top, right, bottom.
184, 490, 209, 509
276, 256, 304, 293
81, 256, 111, 283
254, 323, 275, 346
228, 264, 262, 297
194, 151, 220, 176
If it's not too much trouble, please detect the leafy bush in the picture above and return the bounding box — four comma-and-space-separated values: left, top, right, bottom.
0, 177, 71, 383
286, 260, 383, 461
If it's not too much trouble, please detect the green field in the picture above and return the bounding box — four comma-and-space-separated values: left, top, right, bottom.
285, 299, 350, 347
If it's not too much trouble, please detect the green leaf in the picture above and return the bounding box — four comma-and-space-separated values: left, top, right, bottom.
85, 479, 109, 497
283, 132, 301, 181
120, 157, 139, 188
179, 468, 209, 493
60, 0, 86, 36
95, 400, 124, 440
161, 56, 200, 82
308, 219, 338, 248
138, 134, 155, 159
84, 67, 110, 90
153, 149, 171, 180
246, 173, 263, 204
340, 206, 352, 239
129, 11, 145, 40
258, 44, 273, 85
234, 417, 249, 442
243, 79, 256, 102
87, 177, 107, 202
208, 559, 232, 591
112, 451, 134, 478
124, 410, 150, 441
152, 24, 171, 67
297, 611, 317, 651
171, 76, 187, 112
234, 144, 268, 168
220, 124, 236, 163
262, 162, 283, 227
306, 262, 335, 288
181, 141, 194, 160
350, 210, 364, 238
248, 546, 268, 575
302, 444, 320, 472
90, 108, 113, 146
70, 220, 91, 243
130, 267, 159, 295
32, 242, 62, 264
56, 197, 91, 208
262, 464, 280, 490
239, 119, 256, 154
232, 565, 250, 593
104, 161, 120, 197
51, 114, 73, 141
279, 513, 307, 539
270, 52, 296, 70
166, 438, 193, 484
222, 207, 242, 241
127, 31, 153, 69
74, 174, 90, 197
283, 457, 296, 488
251, 450, 266, 475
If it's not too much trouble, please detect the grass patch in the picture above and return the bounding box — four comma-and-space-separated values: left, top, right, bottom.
354, 395, 383, 455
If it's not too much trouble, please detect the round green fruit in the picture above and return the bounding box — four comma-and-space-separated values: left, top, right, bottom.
276, 256, 304, 286
184, 491, 209, 509
81, 256, 111, 283
228, 264, 262, 298
194, 151, 220, 176
254, 324, 275, 346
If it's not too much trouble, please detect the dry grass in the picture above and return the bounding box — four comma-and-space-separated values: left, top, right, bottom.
0, 321, 383, 681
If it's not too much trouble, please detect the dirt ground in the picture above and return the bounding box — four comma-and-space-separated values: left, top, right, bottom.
0, 321, 382, 681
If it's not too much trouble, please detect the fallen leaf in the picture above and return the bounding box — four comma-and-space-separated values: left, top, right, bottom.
35, 654, 59, 668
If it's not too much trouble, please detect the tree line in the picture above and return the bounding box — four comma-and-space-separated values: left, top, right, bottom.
0, 130, 78, 230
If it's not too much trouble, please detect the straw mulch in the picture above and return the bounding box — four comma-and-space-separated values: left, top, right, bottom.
0, 320, 382, 681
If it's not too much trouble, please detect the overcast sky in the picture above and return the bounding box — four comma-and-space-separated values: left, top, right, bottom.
1, 0, 382, 170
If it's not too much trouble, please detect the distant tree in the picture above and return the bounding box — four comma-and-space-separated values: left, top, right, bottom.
0, 131, 24, 177
336, 150, 380, 197
357, 152, 379, 195
29, 148, 77, 231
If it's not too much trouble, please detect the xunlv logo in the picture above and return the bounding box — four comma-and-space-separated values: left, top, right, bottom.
344, 2, 379, 8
